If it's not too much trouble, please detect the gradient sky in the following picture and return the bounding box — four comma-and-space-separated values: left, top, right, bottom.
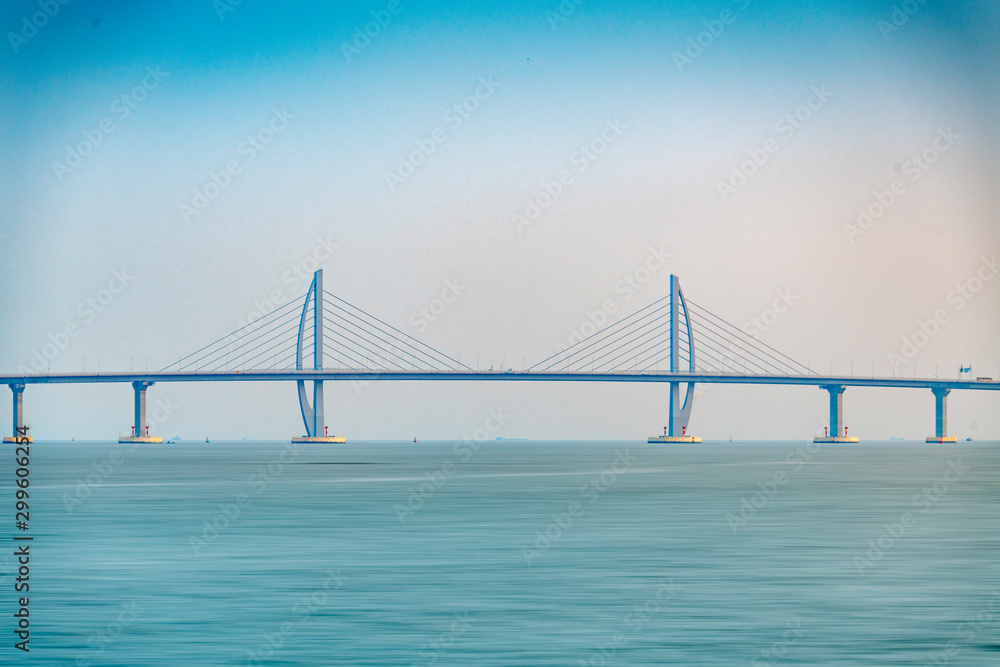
1, 0, 998, 440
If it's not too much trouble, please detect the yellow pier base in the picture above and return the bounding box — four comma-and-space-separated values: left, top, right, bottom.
647, 435, 702, 443
292, 436, 347, 444
4, 436, 32, 443
118, 436, 163, 444
813, 436, 860, 443
925, 436, 958, 443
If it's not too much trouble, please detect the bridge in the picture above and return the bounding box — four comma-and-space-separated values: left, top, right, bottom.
4, 271, 997, 443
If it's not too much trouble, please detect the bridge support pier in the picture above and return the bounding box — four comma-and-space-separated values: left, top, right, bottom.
4, 383, 30, 443
926, 386, 957, 443
119, 380, 162, 443
815, 384, 859, 443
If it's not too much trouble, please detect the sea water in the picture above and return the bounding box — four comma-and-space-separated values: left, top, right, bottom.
1, 440, 998, 665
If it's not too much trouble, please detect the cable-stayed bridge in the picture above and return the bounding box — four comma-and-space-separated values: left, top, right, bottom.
4, 271, 997, 444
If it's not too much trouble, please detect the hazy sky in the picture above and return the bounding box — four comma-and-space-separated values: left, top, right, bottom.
1, 0, 998, 440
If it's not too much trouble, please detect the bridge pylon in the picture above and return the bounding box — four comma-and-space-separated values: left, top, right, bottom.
3, 383, 31, 443
648, 275, 700, 444
293, 269, 346, 444
926, 386, 957, 443
120, 380, 162, 443
814, 384, 859, 443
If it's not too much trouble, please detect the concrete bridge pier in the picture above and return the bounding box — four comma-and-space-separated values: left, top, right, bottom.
815, 384, 859, 443
4, 383, 30, 443
926, 386, 957, 443
120, 380, 162, 443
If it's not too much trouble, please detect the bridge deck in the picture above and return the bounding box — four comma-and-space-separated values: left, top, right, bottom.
2, 370, 998, 391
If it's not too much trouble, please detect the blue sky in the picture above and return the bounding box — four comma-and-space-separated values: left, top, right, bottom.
1, 0, 998, 439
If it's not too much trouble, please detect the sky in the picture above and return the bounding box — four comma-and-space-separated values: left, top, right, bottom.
1, 0, 998, 441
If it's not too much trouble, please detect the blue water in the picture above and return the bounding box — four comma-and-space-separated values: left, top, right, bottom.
2, 440, 999, 665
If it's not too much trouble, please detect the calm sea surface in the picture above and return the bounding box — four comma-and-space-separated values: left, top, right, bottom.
2, 440, 999, 665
